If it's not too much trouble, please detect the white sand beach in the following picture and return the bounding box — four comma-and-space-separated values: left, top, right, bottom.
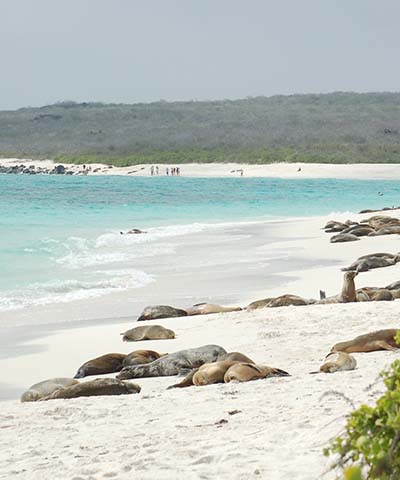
1, 209, 400, 479
3, 157, 400, 179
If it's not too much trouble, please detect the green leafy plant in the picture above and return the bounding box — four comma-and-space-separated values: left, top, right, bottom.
325, 334, 400, 479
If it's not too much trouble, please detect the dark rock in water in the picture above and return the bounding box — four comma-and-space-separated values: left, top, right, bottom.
55, 164, 66, 174
137, 305, 188, 321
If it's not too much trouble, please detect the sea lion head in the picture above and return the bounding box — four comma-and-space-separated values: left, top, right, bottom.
116, 368, 130, 380
122, 381, 141, 394
165, 328, 175, 339
20, 390, 40, 402
74, 367, 86, 379
344, 271, 358, 280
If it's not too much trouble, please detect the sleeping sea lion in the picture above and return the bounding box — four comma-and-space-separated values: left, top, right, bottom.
167, 352, 255, 389
311, 352, 357, 374
224, 363, 290, 383
330, 329, 399, 354
267, 294, 315, 308
342, 255, 398, 272
117, 344, 227, 380
185, 303, 242, 316
330, 233, 360, 243
121, 325, 175, 342
137, 305, 187, 321
39, 378, 141, 401
74, 353, 127, 378
21, 378, 79, 402
246, 298, 274, 310
123, 349, 166, 367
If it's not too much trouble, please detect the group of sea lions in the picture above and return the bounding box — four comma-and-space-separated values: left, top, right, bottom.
20, 212, 400, 403
325, 215, 400, 243
21, 327, 400, 402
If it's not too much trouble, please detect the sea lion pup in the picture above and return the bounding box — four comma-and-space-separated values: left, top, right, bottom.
121, 325, 175, 342
74, 353, 127, 379
311, 352, 357, 374
117, 344, 227, 380
318, 271, 358, 304
167, 352, 254, 389
267, 294, 315, 308
330, 329, 399, 354
39, 378, 141, 401
21, 378, 79, 402
123, 350, 167, 367
185, 303, 242, 316
246, 298, 274, 310
137, 305, 187, 321
224, 363, 290, 383
324, 221, 348, 232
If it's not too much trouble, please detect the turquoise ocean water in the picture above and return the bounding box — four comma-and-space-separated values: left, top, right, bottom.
1, 174, 399, 312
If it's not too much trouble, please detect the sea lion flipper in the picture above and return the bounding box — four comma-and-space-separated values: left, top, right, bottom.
376, 340, 398, 351
272, 368, 290, 377
167, 369, 199, 389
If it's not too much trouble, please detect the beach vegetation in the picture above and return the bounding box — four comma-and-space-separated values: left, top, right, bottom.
2, 92, 400, 165
325, 342, 400, 479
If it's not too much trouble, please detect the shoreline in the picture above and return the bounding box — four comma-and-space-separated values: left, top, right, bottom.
2, 157, 400, 179
3, 205, 400, 477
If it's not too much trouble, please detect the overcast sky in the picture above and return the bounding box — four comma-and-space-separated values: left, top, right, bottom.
1, 0, 399, 110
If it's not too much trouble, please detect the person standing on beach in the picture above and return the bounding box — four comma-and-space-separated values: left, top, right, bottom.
150, 165, 154, 176
156, 166, 159, 175
166, 167, 169, 175
177, 167, 180, 176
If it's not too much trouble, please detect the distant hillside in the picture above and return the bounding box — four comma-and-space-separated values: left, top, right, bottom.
1, 92, 400, 165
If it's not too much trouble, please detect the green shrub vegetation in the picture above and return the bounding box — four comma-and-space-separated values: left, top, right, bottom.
2, 92, 400, 165
325, 333, 400, 479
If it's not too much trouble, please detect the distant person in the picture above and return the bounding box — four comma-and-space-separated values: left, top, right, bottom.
176, 167, 180, 176
150, 165, 154, 176
166, 167, 169, 175
156, 166, 159, 175
240, 169, 243, 177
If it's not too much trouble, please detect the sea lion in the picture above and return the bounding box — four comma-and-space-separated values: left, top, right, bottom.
121, 325, 175, 342
324, 221, 348, 232
330, 233, 360, 243
386, 280, 400, 290
267, 294, 315, 308
319, 271, 358, 304
74, 353, 127, 378
246, 298, 274, 310
185, 303, 242, 316
123, 349, 166, 367
311, 352, 357, 373
39, 378, 141, 401
137, 305, 188, 321
331, 329, 399, 354
342, 255, 397, 273
21, 378, 79, 402
341, 226, 374, 236
117, 344, 227, 380
167, 352, 255, 389
369, 226, 400, 236
370, 289, 394, 301
224, 363, 290, 383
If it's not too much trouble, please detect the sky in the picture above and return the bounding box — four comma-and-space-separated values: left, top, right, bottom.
1, 0, 400, 110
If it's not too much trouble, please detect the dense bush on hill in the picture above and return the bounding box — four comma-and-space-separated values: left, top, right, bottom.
1, 93, 400, 165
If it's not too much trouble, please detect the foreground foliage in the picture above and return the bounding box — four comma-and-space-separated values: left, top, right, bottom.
326, 354, 400, 479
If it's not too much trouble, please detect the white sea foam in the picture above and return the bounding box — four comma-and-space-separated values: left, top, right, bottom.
0, 269, 153, 312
